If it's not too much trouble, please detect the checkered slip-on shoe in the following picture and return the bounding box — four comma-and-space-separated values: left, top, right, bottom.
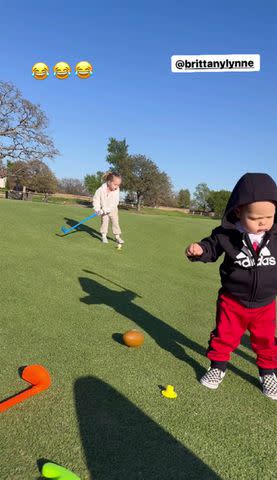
259, 373, 277, 400
200, 368, 226, 390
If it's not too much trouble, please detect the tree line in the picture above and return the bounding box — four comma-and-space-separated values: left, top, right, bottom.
0, 81, 231, 217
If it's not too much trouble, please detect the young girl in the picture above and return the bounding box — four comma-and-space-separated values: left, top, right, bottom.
93, 172, 124, 244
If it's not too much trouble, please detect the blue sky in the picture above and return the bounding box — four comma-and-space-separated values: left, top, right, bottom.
1, 1, 276, 193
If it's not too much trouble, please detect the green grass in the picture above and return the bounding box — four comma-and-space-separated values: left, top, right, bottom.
32, 195, 92, 206
0, 199, 276, 480
120, 206, 218, 220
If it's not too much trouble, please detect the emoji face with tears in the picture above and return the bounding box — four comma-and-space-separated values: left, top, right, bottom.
53, 62, 71, 79
75, 61, 93, 79
32, 63, 49, 80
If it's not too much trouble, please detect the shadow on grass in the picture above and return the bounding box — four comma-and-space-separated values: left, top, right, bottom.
62, 217, 117, 242
0, 366, 30, 406
80, 272, 205, 380
74, 376, 221, 480
36, 458, 54, 480
240, 334, 251, 349
79, 271, 259, 388
235, 336, 255, 365
61, 217, 105, 240
112, 332, 125, 345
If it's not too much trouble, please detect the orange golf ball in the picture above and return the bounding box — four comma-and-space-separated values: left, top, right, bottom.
123, 329, 144, 348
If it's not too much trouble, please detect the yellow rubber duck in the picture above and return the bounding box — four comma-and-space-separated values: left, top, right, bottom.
161, 385, 177, 399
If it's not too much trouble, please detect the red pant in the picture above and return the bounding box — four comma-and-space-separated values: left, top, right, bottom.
207, 293, 277, 371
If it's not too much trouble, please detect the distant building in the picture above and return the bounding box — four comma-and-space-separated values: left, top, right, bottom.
189, 207, 215, 217
0, 177, 7, 188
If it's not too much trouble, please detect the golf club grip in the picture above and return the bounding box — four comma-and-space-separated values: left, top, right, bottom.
0, 385, 46, 412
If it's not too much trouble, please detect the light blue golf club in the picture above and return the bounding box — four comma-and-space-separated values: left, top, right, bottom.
61, 212, 98, 234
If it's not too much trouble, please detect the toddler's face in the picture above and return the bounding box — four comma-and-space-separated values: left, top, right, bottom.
107, 177, 121, 191
236, 201, 276, 234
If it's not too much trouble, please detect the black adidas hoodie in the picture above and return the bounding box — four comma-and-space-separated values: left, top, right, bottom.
189, 173, 277, 308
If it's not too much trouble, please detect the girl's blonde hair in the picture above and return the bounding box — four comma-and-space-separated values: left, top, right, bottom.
102, 171, 122, 183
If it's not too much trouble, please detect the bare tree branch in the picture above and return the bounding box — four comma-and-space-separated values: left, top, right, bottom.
0, 81, 59, 163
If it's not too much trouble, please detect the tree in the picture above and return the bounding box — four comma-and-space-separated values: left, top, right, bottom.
207, 190, 231, 218
57, 178, 86, 195
8, 159, 58, 193
84, 171, 103, 194
124, 192, 137, 205
193, 183, 210, 211
129, 155, 164, 210
143, 171, 174, 207
106, 138, 175, 210
0, 81, 59, 163
177, 189, 190, 208
169, 192, 179, 208
106, 137, 134, 190
0, 159, 6, 177
157, 172, 175, 207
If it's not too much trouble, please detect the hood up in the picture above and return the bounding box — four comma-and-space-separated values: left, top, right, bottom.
222, 173, 277, 229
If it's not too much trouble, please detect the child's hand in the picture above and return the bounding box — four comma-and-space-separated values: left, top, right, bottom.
186, 243, 203, 257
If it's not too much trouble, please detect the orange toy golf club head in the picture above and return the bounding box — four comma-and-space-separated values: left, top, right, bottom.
0, 365, 51, 413
22, 365, 51, 390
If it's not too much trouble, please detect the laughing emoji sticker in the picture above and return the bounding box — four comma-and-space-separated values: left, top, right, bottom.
32, 63, 49, 80
75, 61, 93, 79
53, 62, 71, 80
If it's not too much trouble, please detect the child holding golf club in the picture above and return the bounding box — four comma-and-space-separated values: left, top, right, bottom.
93, 171, 124, 244
186, 172, 277, 400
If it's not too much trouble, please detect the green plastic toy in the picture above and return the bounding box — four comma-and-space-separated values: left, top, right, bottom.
42, 462, 81, 479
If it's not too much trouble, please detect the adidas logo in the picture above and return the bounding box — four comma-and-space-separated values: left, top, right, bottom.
234, 242, 276, 268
